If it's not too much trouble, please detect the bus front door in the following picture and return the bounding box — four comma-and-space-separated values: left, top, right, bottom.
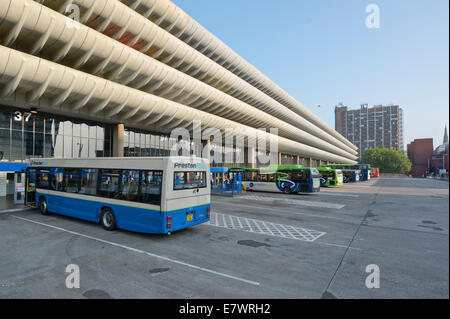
26, 168, 37, 207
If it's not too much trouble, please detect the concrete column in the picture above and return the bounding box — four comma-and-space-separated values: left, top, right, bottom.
247, 147, 256, 168
278, 152, 282, 166
308, 158, 313, 167
0, 172, 6, 197
202, 139, 211, 163
296, 155, 300, 165
112, 123, 124, 157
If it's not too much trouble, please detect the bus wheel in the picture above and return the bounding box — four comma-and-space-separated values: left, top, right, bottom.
39, 197, 50, 215
283, 186, 292, 194
100, 208, 116, 231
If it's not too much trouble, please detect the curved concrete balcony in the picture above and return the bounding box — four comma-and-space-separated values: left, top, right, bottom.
0, 45, 356, 164
0, 0, 357, 160
0, 0, 356, 159
31, 0, 357, 155
117, 0, 358, 152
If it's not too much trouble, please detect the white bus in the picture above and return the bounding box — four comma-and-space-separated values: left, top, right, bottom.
26, 157, 210, 234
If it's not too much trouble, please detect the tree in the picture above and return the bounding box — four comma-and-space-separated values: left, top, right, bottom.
362, 147, 412, 174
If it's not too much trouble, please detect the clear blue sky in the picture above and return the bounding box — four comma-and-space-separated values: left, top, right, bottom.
173, 0, 449, 148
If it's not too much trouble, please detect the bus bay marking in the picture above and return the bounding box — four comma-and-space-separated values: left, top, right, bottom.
10, 215, 260, 286
208, 213, 326, 242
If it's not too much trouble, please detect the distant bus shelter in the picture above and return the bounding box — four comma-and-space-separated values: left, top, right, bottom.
210, 167, 242, 195
0, 162, 28, 204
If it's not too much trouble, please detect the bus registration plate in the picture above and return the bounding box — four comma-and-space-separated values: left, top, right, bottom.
187, 214, 193, 221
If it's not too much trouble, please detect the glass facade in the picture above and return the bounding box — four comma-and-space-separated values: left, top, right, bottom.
1, 107, 272, 165
0, 106, 112, 161
123, 129, 176, 157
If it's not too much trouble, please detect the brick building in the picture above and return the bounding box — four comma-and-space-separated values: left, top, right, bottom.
407, 138, 434, 177
406, 126, 449, 177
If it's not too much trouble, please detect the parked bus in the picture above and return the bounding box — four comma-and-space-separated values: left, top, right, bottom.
316, 167, 343, 187
321, 164, 371, 181
230, 165, 321, 194
370, 167, 380, 178
342, 169, 360, 183
26, 157, 210, 234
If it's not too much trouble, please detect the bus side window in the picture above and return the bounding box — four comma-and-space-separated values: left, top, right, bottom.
280, 170, 291, 180
245, 171, 255, 182
287, 171, 298, 183
49, 168, 64, 191
294, 170, 307, 183
80, 169, 97, 196
36, 169, 50, 189
97, 169, 121, 198
140, 171, 162, 206
64, 169, 81, 193
120, 170, 140, 202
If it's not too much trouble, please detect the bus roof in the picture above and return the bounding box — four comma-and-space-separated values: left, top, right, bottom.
29, 156, 209, 170
228, 165, 320, 173
321, 163, 371, 168
316, 166, 339, 172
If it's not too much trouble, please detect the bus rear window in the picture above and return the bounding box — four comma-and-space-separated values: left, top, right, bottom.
174, 171, 206, 190
310, 169, 320, 178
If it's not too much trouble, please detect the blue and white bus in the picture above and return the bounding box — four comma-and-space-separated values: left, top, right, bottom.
341, 169, 361, 183
231, 165, 321, 194
26, 157, 210, 234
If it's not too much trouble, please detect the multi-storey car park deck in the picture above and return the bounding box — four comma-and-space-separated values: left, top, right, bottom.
0, 0, 358, 170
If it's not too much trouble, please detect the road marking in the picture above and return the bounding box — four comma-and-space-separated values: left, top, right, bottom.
317, 242, 363, 250
239, 195, 345, 209
214, 207, 345, 221
208, 211, 362, 251
208, 213, 326, 242
9, 215, 260, 286
316, 192, 359, 198
0, 207, 33, 214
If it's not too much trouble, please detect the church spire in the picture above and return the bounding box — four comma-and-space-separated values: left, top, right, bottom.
444, 125, 448, 144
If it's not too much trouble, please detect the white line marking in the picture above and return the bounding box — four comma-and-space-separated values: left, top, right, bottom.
316, 192, 359, 198
0, 207, 33, 214
9, 215, 260, 286
214, 202, 346, 221
239, 195, 345, 209
317, 242, 363, 250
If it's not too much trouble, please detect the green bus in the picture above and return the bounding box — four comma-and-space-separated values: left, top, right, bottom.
316, 167, 344, 187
